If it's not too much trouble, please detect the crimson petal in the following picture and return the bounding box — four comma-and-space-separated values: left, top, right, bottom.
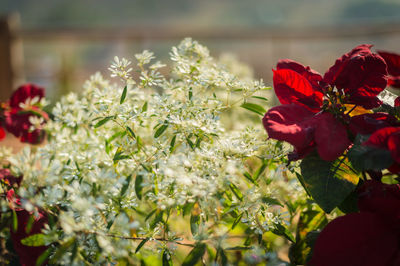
314, 112, 350, 161
310, 212, 399, 266
377, 50, 400, 88
276, 59, 323, 90
349, 113, 399, 136
9, 84, 45, 109
323, 44, 388, 109
263, 104, 316, 156
273, 69, 323, 111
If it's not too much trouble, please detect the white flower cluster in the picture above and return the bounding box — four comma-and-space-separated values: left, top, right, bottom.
4, 39, 300, 264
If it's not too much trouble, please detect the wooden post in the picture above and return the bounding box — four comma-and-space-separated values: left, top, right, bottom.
0, 13, 24, 101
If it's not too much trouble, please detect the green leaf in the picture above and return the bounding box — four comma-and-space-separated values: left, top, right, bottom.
169, 135, 177, 153
252, 160, 268, 180
21, 233, 47, 247
190, 213, 200, 236
240, 102, 266, 116
12, 209, 17, 232
135, 175, 144, 200
271, 223, 295, 243
189, 87, 193, 100
126, 126, 136, 139
120, 174, 132, 197
135, 238, 149, 253
154, 123, 168, 138
113, 151, 130, 162
229, 184, 243, 201
300, 154, 359, 213
225, 246, 253, 250
251, 96, 269, 102
261, 196, 283, 207
142, 101, 148, 112
348, 144, 393, 172
94, 116, 113, 128
36, 247, 54, 266
231, 213, 243, 230
120, 86, 127, 104
162, 250, 173, 266
217, 248, 228, 266
49, 238, 76, 264
289, 210, 327, 265
182, 243, 206, 266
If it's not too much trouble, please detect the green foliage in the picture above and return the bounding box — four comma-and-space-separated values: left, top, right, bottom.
348, 144, 393, 172
300, 153, 359, 213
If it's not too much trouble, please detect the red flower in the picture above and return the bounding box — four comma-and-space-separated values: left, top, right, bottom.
1, 169, 48, 266
310, 181, 400, 266
324, 44, 388, 109
377, 50, 400, 88
349, 113, 399, 136
2, 84, 48, 144
363, 127, 400, 173
264, 59, 350, 161
395, 96, 400, 107
0, 126, 5, 141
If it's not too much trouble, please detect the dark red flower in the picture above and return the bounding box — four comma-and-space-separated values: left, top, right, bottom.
4, 109, 47, 144
324, 44, 388, 109
310, 181, 400, 266
364, 127, 400, 165
377, 50, 400, 88
349, 112, 399, 136
263, 104, 350, 161
9, 83, 45, 110
395, 96, 400, 107
0, 126, 5, 141
1, 169, 48, 266
0, 168, 22, 187
10, 209, 48, 266
2, 84, 47, 144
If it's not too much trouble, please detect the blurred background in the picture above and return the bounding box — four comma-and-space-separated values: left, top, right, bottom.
1, 0, 400, 101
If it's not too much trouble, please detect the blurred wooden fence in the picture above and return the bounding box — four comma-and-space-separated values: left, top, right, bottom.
2, 13, 400, 100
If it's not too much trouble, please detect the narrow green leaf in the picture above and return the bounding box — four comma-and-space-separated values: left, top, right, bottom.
21, 233, 47, 247
251, 96, 269, 102
120, 174, 132, 197
126, 126, 136, 139
272, 223, 295, 243
231, 213, 243, 230
243, 171, 255, 184
142, 101, 148, 112
252, 161, 268, 180
145, 209, 157, 221
182, 243, 206, 266
94, 116, 113, 128
289, 210, 327, 265
225, 246, 253, 251
120, 85, 127, 104
25, 214, 35, 234
162, 250, 173, 266
229, 184, 243, 201
12, 209, 18, 232
49, 238, 76, 264
36, 247, 54, 266
154, 123, 168, 138
300, 154, 359, 213
217, 248, 228, 266
169, 135, 177, 153
135, 175, 144, 200
261, 196, 283, 207
190, 213, 200, 236
240, 102, 266, 116
188, 87, 193, 100
135, 238, 149, 253
150, 210, 163, 229
113, 151, 130, 162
